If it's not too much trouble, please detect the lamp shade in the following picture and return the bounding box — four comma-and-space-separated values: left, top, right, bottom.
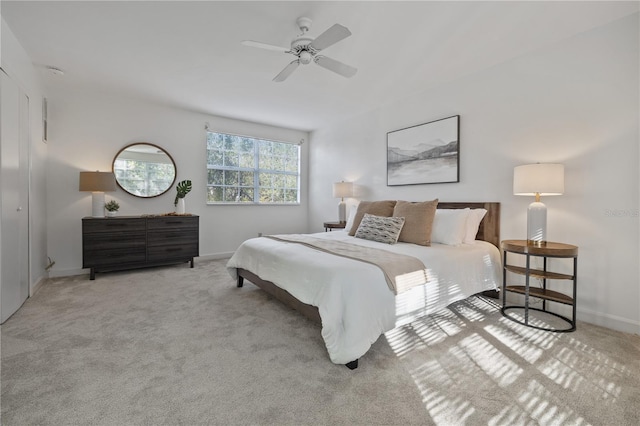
513, 164, 564, 196
79, 171, 117, 192
79, 171, 117, 218
332, 181, 353, 199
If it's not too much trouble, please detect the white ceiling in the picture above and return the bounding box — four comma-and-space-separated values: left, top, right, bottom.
2, 1, 638, 131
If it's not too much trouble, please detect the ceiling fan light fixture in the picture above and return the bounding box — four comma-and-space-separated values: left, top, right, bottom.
299, 51, 312, 65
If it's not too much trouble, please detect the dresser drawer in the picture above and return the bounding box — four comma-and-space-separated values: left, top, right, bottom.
83, 218, 146, 233
147, 243, 199, 262
147, 216, 198, 230
83, 247, 147, 268
147, 229, 198, 247
83, 231, 146, 251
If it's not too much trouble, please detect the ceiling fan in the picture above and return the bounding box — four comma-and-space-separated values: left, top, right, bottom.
241, 17, 357, 82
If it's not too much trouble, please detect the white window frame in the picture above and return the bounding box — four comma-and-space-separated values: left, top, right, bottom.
206, 131, 301, 205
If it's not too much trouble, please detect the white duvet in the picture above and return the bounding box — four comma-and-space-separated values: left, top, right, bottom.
226, 231, 501, 365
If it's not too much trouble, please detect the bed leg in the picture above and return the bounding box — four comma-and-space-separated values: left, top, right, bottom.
345, 359, 358, 370
237, 275, 244, 288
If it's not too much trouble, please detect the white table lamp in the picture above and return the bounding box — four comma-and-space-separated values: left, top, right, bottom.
514, 163, 564, 246
333, 181, 353, 223
79, 171, 117, 217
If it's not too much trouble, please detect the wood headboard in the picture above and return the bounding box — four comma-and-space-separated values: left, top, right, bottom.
437, 202, 500, 248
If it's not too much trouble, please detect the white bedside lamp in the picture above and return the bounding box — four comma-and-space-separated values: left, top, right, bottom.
513, 163, 564, 247
333, 181, 353, 223
79, 171, 117, 217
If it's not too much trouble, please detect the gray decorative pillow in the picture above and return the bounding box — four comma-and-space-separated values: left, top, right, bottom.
354, 213, 405, 244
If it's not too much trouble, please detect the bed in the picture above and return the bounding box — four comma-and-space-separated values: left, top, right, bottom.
227, 202, 501, 369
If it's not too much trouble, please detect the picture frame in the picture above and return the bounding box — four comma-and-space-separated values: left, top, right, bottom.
387, 115, 459, 186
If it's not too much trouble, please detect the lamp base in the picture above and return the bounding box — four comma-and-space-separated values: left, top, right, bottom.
91, 192, 106, 217
527, 201, 547, 246
338, 200, 346, 223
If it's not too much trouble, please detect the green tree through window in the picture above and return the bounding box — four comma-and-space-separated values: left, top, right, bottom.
206, 132, 300, 204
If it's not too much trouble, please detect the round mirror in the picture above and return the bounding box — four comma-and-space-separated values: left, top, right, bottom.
113, 143, 176, 198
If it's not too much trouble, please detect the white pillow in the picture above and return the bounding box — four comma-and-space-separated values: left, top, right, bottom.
344, 203, 359, 232
431, 208, 470, 246
464, 208, 487, 244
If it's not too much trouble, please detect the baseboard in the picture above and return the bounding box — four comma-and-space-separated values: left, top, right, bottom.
30, 275, 47, 297
499, 292, 639, 335
577, 306, 640, 335
46, 253, 235, 278
197, 252, 234, 261
48, 268, 87, 278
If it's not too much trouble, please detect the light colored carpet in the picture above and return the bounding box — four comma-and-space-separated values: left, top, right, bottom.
1, 259, 639, 425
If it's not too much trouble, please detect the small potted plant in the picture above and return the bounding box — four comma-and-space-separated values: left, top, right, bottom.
105, 200, 120, 217
174, 180, 192, 214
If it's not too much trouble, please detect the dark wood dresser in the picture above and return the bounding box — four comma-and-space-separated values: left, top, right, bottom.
82, 215, 199, 280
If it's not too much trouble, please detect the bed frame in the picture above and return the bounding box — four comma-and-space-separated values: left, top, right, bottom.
236, 202, 500, 370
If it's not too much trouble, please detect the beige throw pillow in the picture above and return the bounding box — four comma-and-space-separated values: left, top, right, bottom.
392, 199, 439, 246
348, 200, 397, 236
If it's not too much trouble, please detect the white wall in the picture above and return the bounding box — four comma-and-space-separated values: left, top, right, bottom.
46, 87, 309, 276
309, 14, 639, 333
1, 17, 48, 295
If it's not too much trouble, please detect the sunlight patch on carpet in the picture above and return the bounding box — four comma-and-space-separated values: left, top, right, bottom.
489, 378, 588, 426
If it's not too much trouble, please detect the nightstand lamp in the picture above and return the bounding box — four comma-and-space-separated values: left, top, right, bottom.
513, 163, 564, 247
333, 181, 353, 223
79, 171, 117, 217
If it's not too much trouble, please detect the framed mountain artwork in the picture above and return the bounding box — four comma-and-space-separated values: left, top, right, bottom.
387, 115, 460, 186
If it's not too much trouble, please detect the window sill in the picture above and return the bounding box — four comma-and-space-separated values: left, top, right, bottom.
206, 202, 301, 206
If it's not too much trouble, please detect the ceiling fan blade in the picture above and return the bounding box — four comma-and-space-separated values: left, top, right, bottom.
241, 40, 290, 53
314, 56, 357, 78
310, 24, 352, 51
273, 60, 300, 82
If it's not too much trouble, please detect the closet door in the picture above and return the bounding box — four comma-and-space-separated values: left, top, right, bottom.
1, 69, 30, 323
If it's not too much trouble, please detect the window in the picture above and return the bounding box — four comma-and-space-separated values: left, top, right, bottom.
206, 132, 300, 204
